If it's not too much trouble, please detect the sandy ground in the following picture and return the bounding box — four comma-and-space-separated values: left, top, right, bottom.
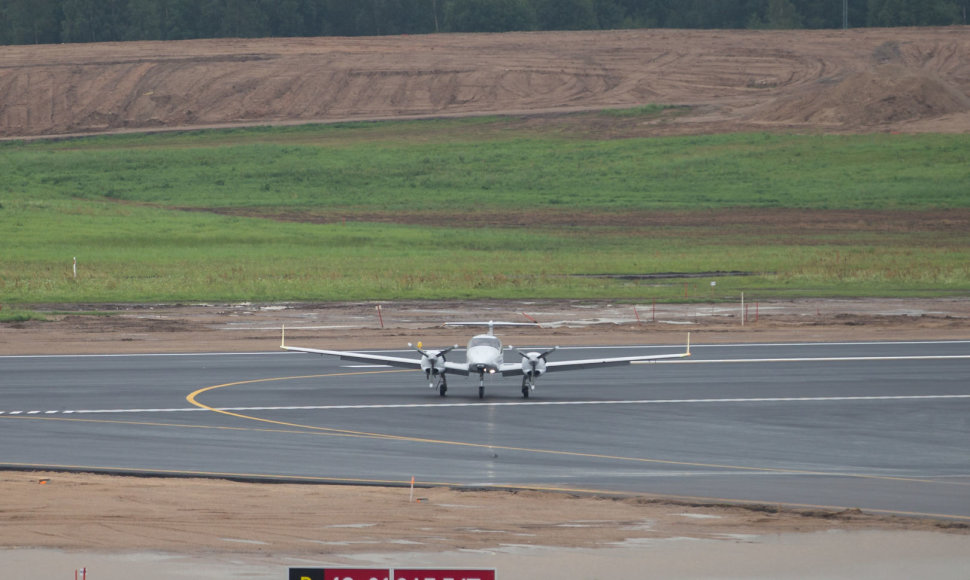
1, 471, 969, 580
2, 299, 970, 578
2, 27, 969, 139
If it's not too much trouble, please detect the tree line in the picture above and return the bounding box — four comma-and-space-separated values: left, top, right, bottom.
2, 0, 967, 45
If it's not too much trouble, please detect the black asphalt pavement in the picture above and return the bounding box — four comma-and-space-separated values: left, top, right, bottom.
2, 340, 968, 519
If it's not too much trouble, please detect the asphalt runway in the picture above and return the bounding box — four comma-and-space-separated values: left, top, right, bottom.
2, 340, 969, 519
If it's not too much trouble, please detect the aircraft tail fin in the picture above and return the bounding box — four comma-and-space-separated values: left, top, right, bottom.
444, 320, 538, 335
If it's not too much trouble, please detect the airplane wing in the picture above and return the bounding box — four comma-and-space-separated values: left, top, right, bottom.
281, 343, 425, 369
500, 335, 691, 376
280, 327, 471, 374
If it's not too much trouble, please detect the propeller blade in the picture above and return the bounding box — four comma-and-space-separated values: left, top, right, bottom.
539, 346, 559, 360
408, 342, 430, 357
516, 346, 558, 360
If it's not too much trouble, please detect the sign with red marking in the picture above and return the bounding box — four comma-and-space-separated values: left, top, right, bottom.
395, 569, 495, 580
289, 568, 495, 580
326, 569, 390, 580
290, 569, 387, 580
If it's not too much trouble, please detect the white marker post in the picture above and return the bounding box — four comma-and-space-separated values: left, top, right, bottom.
73, 257, 77, 279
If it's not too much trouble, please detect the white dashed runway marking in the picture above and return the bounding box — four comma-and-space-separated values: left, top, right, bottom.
3, 393, 968, 416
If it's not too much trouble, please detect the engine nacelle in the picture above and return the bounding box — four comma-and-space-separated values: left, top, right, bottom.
420, 353, 446, 375
520, 352, 548, 376
411, 343, 457, 377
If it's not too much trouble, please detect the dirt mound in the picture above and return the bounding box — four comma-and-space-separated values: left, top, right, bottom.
753, 67, 970, 126
1, 27, 969, 138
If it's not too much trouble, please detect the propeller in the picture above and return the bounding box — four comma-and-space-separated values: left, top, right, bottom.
409, 342, 458, 376
517, 346, 558, 378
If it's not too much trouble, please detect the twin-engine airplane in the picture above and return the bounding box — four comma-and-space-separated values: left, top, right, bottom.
281, 321, 691, 399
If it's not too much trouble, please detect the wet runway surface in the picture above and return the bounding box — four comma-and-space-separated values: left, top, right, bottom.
2, 340, 969, 518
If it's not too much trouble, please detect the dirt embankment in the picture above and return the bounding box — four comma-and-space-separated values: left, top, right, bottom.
2, 27, 969, 139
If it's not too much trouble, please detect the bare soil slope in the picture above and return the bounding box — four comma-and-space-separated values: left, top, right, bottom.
2, 27, 969, 138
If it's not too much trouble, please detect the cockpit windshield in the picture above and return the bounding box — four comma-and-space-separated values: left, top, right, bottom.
468, 335, 501, 350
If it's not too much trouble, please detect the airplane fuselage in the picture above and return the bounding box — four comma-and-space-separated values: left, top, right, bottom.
464, 332, 504, 375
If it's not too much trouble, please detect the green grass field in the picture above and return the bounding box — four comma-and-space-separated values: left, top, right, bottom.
2, 114, 968, 305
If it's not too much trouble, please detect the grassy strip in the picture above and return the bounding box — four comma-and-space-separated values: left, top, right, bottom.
1, 115, 968, 304
3, 119, 969, 211
0, 308, 47, 323
2, 200, 965, 303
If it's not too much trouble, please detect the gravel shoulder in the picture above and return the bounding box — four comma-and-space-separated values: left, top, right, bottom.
4, 297, 969, 355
